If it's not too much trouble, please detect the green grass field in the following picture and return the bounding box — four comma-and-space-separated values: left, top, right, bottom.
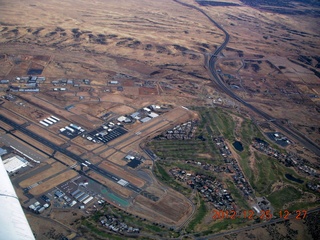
267, 185, 302, 210
186, 196, 207, 233
225, 179, 250, 210
208, 108, 235, 141
148, 106, 318, 237
154, 161, 192, 195
148, 107, 226, 164
287, 201, 320, 211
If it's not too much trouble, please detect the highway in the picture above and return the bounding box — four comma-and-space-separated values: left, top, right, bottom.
174, 0, 320, 156
0, 114, 142, 194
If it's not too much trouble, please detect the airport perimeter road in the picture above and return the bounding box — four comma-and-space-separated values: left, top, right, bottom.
174, 0, 320, 156
0, 114, 142, 194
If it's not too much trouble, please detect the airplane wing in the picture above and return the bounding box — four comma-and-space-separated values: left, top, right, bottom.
0, 157, 35, 240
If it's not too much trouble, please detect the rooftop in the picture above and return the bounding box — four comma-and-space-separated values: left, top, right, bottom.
3, 155, 28, 173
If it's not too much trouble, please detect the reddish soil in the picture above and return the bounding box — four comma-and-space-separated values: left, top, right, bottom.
139, 87, 158, 95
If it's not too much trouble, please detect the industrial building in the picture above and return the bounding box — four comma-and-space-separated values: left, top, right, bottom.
148, 112, 159, 118
3, 155, 28, 173
0, 148, 8, 156
54, 190, 65, 199
140, 117, 151, 123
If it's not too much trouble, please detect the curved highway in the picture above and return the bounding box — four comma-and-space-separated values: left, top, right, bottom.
174, 0, 320, 156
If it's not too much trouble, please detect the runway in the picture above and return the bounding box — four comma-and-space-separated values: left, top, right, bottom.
0, 114, 158, 200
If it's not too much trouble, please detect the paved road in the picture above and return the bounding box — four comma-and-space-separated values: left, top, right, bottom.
174, 0, 320, 156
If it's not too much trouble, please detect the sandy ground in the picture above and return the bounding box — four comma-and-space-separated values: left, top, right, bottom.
45, 158, 57, 164
15, 187, 29, 203
49, 208, 83, 232
26, 212, 75, 240
105, 104, 136, 115
14, 131, 54, 155
94, 145, 116, 156
133, 188, 193, 225
19, 94, 72, 117
71, 136, 102, 151
0, 120, 14, 131
66, 145, 87, 156
29, 169, 78, 195
0, 106, 26, 124
99, 160, 145, 188
27, 124, 66, 146
109, 134, 142, 150
104, 151, 128, 166
80, 152, 103, 165
88, 171, 133, 198
19, 162, 67, 188
0, 0, 318, 233
54, 152, 77, 166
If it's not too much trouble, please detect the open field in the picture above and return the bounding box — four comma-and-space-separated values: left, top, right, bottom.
0, 0, 222, 69
0, 120, 14, 131
142, 176, 166, 197
18, 94, 72, 117
267, 185, 302, 210
45, 158, 56, 165
105, 151, 128, 166
0, 0, 319, 237
250, 151, 310, 196
19, 162, 66, 188
149, 107, 226, 162
187, 196, 207, 233
71, 136, 102, 151
66, 145, 87, 156
13, 131, 54, 155
80, 152, 103, 165
54, 152, 77, 166
110, 107, 196, 154
98, 161, 145, 188
98, 147, 117, 159
26, 124, 66, 146
0, 106, 26, 125
15, 187, 29, 203
134, 189, 193, 224
88, 171, 133, 198
26, 213, 75, 239
29, 170, 78, 195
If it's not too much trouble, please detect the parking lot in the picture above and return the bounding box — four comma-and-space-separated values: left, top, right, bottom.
88, 127, 128, 144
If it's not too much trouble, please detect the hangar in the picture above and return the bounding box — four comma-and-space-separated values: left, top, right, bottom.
3, 155, 28, 173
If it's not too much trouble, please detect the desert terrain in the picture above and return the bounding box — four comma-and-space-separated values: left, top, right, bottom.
0, 0, 319, 239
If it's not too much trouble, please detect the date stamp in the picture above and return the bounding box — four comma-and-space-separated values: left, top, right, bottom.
279, 210, 307, 220
212, 209, 307, 220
